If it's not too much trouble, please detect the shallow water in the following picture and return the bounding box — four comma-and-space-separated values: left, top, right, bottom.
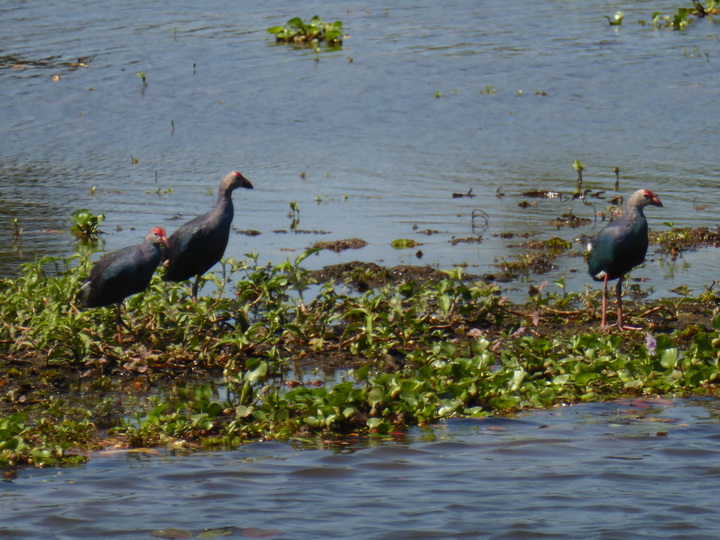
5, 398, 720, 539
3, 2, 720, 537
2, 0, 720, 300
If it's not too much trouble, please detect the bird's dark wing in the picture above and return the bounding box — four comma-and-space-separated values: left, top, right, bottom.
80, 243, 163, 307
163, 204, 233, 282
588, 217, 648, 281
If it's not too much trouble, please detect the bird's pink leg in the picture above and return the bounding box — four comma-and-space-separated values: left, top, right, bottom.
615, 275, 624, 330
601, 274, 609, 327
616, 274, 642, 331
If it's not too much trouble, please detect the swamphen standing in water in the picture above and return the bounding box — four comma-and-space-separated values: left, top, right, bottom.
77, 227, 170, 342
163, 171, 253, 300
587, 189, 663, 330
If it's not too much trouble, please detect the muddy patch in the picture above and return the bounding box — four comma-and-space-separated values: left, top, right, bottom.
311, 237, 368, 252
652, 226, 720, 259
308, 261, 455, 291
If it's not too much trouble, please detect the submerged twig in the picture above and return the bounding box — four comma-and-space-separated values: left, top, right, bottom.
471, 208, 490, 232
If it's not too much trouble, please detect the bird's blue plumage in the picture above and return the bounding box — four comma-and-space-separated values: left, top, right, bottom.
585, 188, 663, 329
163, 172, 253, 293
588, 214, 648, 281
163, 199, 234, 282
78, 228, 168, 308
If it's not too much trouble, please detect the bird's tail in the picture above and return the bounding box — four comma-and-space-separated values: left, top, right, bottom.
76, 281, 92, 307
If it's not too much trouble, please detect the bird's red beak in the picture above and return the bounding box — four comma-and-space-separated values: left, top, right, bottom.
233, 171, 254, 190
152, 226, 171, 250
650, 195, 663, 208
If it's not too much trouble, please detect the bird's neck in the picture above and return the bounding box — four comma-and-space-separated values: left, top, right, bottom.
217, 188, 234, 207
625, 205, 643, 221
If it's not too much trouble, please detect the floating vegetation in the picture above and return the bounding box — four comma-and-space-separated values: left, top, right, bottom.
573, 159, 585, 185
288, 201, 300, 231
237, 229, 262, 237
390, 238, 421, 249
605, 11, 624, 25
0, 55, 90, 71
547, 212, 592, 229
495, 237, 573, 280
2, 251, 720, 474
523, 190, 562, 199
450, 236, 483, 246
69, 209, 105, 241
636, 2, 719, 30
267, 16, 343, 48
11, 218, 22, 239
312, 237, 368, 252
652, 225, 720, 259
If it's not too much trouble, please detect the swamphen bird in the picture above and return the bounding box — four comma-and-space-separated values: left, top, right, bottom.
587, 189, 663, 330
77, 227, 170, 341
163, 171, 253, 300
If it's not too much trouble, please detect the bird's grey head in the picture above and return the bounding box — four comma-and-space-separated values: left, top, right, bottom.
629, 189, 663, 209
147, 227, 170, 249
224, 171, 254, 192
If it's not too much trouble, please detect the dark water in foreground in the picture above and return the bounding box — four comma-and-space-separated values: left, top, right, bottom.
4, 398, 720, 539
4, 1, 720, 537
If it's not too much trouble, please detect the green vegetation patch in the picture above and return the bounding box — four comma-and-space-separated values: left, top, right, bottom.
2, 251, 720, 475
267, 16, 343, 47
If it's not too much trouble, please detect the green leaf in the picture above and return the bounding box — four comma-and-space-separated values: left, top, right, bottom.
325, 28, 343, 42
659, 348, 678, 369
713, 313, 720, 330
390, 239, 420, 249
367, 387, 384, 406
509, 368, 526, 391
287, 17, 304, 27
152, 528, 193, 539
235, 405, 253, 418
438, 294, 451, 316
245, 361, 268, 383
354, 364, 371, 381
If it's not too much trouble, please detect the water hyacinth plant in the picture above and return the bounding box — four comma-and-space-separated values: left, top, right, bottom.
605, 11, 624, 25
2, 249, 720, 473
69, 208, 105, 241
267, 16, 343, 48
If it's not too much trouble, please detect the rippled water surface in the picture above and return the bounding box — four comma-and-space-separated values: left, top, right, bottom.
5, 398, 720, 539
4, 2, 720, 537
2, 0, 720, 299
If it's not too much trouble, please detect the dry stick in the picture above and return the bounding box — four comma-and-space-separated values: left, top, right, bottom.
636, 306, 664, 319
542, 307, 584, 316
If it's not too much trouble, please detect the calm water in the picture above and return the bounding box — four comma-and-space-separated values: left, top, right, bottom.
3, 1, 720, 537
2, 0, 720, 299
5, 398, 720, 539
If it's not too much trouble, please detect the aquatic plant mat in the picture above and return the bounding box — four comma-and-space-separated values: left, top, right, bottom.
2, 252, 720, 476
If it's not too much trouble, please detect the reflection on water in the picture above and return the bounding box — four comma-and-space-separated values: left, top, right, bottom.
3, 3, 720, 535
6, 398, 720, 539
1, 0, 719, 301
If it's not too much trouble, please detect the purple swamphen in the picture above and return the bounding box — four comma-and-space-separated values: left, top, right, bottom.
162, 171, 253, 300
77, 227, 170, 341
587, 189, 663, 330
